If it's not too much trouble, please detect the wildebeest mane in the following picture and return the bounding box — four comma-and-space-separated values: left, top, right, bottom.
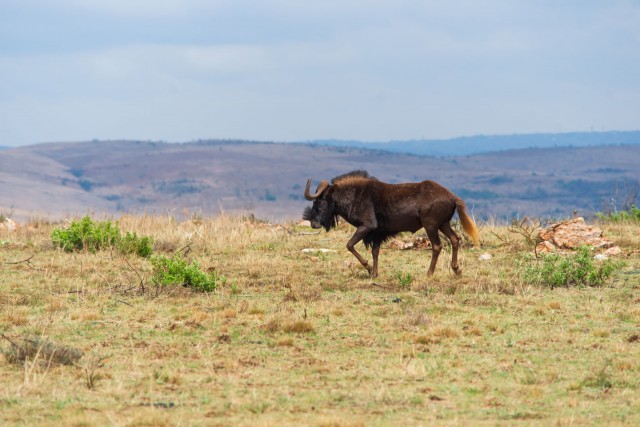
302, 205, 337, 231
331, 170, 377, 185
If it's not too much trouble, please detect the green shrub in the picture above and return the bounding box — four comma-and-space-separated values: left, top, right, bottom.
51, 216, 153, 257
520, 246, 624, 288
51, 216, 120, 253
118, 231, 154, 258
396, 270, 414, 289
150, 255, 225, 292
596, 205, 640, 223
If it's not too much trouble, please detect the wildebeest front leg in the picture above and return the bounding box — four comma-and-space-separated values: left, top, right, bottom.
371, 242, 381, 278
346, 226, 374, 276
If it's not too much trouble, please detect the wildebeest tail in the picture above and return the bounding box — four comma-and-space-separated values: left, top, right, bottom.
455, 198, 480, 247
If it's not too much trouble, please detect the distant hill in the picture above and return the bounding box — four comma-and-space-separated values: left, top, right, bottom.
310, 131, 640, 156
1, 139, 638, 222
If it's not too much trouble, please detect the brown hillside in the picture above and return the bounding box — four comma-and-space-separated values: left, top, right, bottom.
1, 140, 639, 221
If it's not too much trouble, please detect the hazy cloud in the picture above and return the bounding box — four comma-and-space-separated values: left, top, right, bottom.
1, 0, 639, 145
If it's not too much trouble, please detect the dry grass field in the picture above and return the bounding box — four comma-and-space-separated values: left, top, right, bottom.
1, 213, 639, 426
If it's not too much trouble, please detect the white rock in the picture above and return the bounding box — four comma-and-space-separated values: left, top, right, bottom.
0, 218, 19, 231
478, 253, 493, 261
604, 246, 622, 256
593, 254, 608, 261
302, 248, 335, 254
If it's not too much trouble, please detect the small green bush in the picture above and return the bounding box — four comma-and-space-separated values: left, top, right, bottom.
396, 270, 414, 289
596, 205, 640, 223
150, 255, 225, 292
118, 231, 154, 258
51, 216, 153, 257
51, 216, 120, 253
520, 246, 624, 288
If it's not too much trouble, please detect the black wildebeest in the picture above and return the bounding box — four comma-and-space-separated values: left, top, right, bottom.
302, 170, 479, 278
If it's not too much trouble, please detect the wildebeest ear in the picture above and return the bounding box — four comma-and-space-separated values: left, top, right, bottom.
304, 179, 329, 200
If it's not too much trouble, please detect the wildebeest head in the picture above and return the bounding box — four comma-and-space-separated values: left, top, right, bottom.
302, 179, 337, 231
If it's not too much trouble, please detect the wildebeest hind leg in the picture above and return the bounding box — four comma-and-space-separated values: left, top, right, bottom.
425, 227, 442, 275
346, 226, 374, 276
440, 222, 461, 275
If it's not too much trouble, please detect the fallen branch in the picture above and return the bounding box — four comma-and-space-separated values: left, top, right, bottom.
295, 231, 321, 236
3, 255, 34, 265
115, 299, 133, 307
3, 254, 41, 270
174, 242, 193, 257
370, 282, 392, 290
124, 257, 145, 295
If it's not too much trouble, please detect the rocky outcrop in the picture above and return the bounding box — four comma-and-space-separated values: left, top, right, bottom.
387, 236, 431, 250
536, 217, 618, 254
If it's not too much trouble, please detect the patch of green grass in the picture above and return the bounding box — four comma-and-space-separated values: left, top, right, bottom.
596, 205, 640, 223
150, 255, 226, 292
581, 360, 614, 391
396, 270, 414, 289
520, 246, 625, 288
118, 231, 153, 258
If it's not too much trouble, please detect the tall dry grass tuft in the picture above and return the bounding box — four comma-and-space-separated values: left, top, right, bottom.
1, 334, 83, 366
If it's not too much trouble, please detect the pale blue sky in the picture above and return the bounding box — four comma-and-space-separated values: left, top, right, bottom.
1, 0, 639, 146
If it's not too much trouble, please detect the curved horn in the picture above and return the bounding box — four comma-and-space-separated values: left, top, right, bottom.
304, 179, 329, 200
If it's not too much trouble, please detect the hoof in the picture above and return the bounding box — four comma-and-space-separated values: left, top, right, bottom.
453, 267, 462, 276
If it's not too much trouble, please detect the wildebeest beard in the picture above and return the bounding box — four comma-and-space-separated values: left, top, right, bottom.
302, 205, 337, 231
